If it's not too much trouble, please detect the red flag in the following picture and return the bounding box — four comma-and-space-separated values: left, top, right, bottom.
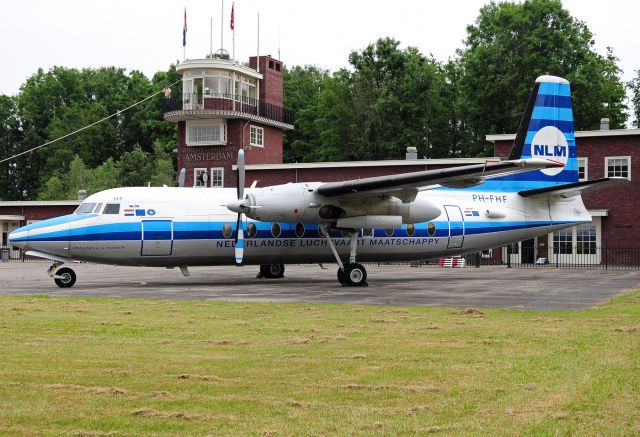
230, 2, 234, 30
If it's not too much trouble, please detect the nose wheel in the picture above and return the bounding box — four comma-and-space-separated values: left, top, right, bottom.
259, 264, 285, 279
47, 263, 77, 288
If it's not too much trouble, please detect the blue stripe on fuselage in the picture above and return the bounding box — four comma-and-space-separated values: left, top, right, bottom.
17, 219, 581, 242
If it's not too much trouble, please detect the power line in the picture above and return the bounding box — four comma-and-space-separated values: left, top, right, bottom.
0, 79, 181, 165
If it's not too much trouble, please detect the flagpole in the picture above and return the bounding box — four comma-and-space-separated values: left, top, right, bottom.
257, 13, 260, 73
221, 0, 224, 51
232, 2, 235, 60
210, 17, 213, 56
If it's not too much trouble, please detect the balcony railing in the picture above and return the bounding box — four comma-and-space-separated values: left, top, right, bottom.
163, 93, 295, 125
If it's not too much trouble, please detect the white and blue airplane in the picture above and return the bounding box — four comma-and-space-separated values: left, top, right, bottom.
9, 75, 625, 288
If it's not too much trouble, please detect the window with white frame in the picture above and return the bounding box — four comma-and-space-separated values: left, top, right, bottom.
553, 228, 573, 255
194, 168, 208, 187
186, 121, 227, 146
605, 156, 630, 180
576, 223, 597, 255
211, 168, 224, 187
577, 157, 588, 181
250, 125, 264, 147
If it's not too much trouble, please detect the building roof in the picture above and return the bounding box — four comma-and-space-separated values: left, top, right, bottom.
0, 201, 80, 207
176, 58, 263, 80
235, 158, 499, 171
486, 128, 640, 143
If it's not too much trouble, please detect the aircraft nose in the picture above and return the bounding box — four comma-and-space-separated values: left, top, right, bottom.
8, 226, 28, 249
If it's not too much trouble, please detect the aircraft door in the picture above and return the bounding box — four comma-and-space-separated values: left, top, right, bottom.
444, 205, 465, 249
141, 220, 173, 256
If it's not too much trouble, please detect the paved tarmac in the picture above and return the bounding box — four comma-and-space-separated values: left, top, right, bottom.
1, 262, 639, 310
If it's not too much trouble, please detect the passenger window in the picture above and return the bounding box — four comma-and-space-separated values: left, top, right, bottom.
75, 203, 96, 214
103, 204, 120, 214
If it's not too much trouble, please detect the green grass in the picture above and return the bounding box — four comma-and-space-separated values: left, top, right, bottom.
1, 293, 640, 436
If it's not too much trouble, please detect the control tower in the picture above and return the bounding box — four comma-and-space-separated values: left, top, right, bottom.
164, 52, 294, 187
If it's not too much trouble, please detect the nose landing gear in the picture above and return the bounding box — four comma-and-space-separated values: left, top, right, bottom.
48, 262, 77, 288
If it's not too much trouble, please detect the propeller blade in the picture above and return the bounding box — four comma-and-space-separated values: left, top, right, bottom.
237, 149, 245, 200
234, 214, 244, 264
178, 168, 186, 187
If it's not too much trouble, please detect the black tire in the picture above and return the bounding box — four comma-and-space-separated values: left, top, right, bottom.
260, 264, 285, 279
337, 267, 345, 285
344, 263, 367, 287
54, 267, 76, 288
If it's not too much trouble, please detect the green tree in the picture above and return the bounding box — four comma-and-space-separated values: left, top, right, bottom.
348, 38, 451, 160
117, 144, 152, 187
0, 95, 23, 200
283, 65, 331, 162
37, 175, 66, 200
458, 0, 628, 155
148, 139, 176, 186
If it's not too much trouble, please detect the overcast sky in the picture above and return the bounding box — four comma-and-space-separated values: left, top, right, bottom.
1, 0, 638, 97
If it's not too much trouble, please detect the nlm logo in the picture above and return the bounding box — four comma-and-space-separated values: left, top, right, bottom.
530, 126, 569, 176
533, 144, 567, 157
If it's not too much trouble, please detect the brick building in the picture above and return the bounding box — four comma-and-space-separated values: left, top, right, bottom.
488, 125, 640, 265
163, 55, 294, 188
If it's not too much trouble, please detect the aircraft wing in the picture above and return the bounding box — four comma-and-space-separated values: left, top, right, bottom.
316, 158, 560, 197
518, 177, 628, 199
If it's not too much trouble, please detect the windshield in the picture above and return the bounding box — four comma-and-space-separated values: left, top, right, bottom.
75, 202, 96, 214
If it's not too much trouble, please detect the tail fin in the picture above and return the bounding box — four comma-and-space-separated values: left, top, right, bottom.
496, 74, 577, 190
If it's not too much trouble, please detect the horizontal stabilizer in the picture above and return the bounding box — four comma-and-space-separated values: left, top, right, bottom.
518, 177, 628, 199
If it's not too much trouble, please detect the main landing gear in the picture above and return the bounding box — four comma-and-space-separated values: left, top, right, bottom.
320, 224, 368, 287
258, 263, 285, 279
48, 262, 77, 288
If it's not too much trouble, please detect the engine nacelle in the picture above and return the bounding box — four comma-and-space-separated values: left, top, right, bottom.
237, 183, 440, 226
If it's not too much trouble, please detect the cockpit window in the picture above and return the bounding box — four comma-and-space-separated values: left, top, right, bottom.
93, 203, 103, 213
75, 203, 96, 214
103, 204, 120, 214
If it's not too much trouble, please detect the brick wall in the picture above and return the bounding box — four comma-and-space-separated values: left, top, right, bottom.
494, 134, 640, 246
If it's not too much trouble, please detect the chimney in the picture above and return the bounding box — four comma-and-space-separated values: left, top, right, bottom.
600, 118, 610, 130
78, 190, 87, 201
405, 147, 418, 160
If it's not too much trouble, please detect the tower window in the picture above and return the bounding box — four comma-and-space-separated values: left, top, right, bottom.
250, 126, 264, 147
186, 121, 227, 146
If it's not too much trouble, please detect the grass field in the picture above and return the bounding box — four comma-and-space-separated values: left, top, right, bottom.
1, 292, 640, 436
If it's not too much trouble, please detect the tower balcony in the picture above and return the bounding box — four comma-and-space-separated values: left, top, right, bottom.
164, 93, 295, 130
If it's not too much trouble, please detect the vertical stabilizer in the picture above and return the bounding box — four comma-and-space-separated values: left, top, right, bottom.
494, 75, 577, 190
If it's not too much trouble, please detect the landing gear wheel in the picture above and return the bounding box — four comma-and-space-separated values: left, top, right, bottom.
260, 264, 285, 279
343, 263, 367, 287
54, 267, 76, 288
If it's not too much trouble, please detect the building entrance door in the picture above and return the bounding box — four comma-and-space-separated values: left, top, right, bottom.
521, 238, 535, 263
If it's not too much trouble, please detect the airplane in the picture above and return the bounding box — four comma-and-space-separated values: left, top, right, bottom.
8, 74, 626, 288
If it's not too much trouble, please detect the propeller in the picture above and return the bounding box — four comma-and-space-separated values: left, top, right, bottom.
233, 150, 245, 265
